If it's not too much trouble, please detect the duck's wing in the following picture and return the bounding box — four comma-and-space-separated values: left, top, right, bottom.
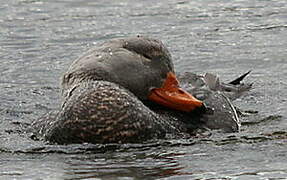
179, 71, 252, 101
185, 87, 240, 133
196, 90, 240, 132
178, 72, 252, 132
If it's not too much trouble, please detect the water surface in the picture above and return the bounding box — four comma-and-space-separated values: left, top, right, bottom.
0, 0, 287, 179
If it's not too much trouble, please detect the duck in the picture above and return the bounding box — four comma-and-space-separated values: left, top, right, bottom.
31, 36, 252, 144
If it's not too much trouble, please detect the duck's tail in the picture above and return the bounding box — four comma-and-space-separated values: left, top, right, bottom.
222, 71, 253, 101
228, 70, 252, 85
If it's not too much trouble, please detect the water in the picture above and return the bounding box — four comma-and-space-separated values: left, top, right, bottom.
0, 0, 286, 179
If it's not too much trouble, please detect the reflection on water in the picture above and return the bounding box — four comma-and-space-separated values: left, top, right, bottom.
1, 141, 192, 179
64, 150, 186, 179
1, 128, 287, 179
0, 0, 287, 179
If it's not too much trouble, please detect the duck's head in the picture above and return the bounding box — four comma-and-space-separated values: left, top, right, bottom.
62, 36, 204, 112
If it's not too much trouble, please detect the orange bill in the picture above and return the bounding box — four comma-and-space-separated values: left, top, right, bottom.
148, 72, 203, 112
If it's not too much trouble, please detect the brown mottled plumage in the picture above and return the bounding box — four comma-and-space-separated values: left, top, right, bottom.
46, 81, 182, 143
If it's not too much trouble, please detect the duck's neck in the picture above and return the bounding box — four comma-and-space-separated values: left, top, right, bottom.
142, 100, 204, 128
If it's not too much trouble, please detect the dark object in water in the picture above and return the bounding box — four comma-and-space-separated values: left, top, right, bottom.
229, 70, 251, 85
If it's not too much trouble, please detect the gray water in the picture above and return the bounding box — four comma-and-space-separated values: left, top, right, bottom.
0, 0, 287, 179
